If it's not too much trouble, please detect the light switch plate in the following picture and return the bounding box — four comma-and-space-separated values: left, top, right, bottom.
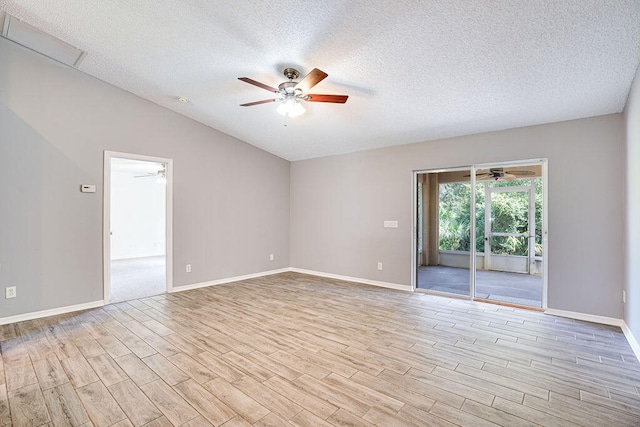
80, 184, 96, 193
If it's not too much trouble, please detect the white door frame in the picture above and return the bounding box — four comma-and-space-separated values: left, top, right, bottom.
103, 151, 174, 304
483, 185, 534, 272
411, 158, 548, 309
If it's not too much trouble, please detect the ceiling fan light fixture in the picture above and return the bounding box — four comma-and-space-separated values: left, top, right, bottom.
277, 97, 305, 117
239, 67, 348, 116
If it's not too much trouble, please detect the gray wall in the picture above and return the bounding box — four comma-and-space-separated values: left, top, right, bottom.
291, 114, 625, 318
625, 65, 640, 335
0, 38, 290, 318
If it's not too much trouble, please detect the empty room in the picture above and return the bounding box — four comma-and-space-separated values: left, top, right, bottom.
2, 1, 640, 426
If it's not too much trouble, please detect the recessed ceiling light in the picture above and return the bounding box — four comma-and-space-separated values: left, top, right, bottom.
178, 97, 188, 103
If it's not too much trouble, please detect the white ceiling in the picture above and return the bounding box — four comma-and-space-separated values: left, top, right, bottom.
1, 1, 639, 161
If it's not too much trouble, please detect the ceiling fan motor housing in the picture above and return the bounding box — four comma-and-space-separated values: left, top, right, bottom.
489, 168, 505, 177
283, 68, 300, 80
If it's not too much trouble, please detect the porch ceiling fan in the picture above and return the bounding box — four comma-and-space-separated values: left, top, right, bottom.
465, 167, 536, 181
238, 67, 348, 117
134, 164, 166, 183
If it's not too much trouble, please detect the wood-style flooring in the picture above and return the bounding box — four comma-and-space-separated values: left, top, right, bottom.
1, 272, 640, 426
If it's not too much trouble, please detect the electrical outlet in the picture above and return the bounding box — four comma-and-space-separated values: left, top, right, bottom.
270, 254, 274, 261
5, 286, 16, 299
186, 264, 191, 273
377, 262, 383, 271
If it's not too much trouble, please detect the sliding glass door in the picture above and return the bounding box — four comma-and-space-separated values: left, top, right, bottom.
415, 169, 472, 297
414, 160, 546, 309
473, 166, 543, 308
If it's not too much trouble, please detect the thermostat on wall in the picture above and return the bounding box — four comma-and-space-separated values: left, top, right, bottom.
80, 184, 96, 193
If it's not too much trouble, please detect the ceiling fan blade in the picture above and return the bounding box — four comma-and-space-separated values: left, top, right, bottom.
506, 170, 536, 176
238, 77, 278, 93
295, 68, 328, 92
463, 172, 491, 179
306, 94, 348, 103
240, 99, 277, 107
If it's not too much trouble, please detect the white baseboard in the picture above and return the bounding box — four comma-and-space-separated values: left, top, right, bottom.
544, 308, 625, 327
545, 308, 640, 362
0, 300, 104, 326
290, 268, 411, 292
171, 268, 292, 293
621, 322, 640, 362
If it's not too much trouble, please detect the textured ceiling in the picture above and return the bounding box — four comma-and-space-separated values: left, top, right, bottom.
1, 1, 639, 161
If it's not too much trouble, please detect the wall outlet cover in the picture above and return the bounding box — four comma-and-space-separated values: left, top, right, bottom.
6, 286, 16, 299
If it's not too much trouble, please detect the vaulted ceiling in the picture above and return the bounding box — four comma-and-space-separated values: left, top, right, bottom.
1, 1, 639, 161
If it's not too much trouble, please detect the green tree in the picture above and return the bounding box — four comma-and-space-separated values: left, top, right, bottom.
439, 178, 542, 256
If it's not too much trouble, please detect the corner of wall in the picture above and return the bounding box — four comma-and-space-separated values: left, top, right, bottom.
624, 63, 640, 338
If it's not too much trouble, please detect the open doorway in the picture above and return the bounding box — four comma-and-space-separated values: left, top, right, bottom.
103, 152, 173, 303
413, 160, 547, 309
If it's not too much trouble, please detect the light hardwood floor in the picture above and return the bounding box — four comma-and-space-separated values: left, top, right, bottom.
1, 272, 640, 426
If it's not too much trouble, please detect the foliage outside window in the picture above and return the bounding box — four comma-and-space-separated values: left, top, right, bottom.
438, 179, 542, 256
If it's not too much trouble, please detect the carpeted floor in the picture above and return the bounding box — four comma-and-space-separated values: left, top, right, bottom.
417, 265, 542, 307
110, 255, 166, 303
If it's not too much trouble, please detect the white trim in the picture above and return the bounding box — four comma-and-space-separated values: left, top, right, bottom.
621, 322, 640, 362
545, 308, 640, 361
411, 171, 418, 291
541, 159, 549, 309
103, 151, 174, 304
544, 308, 624, 327
170, 268, 292, 293
290, 268, 411, 292
470, 165, 477, 298
0, 300, 104, 326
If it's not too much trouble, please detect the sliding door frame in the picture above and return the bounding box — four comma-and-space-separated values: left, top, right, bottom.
411, 165, 475, 298
411, 158, 548, 309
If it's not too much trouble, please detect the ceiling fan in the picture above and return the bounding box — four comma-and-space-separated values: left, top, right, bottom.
464, 168, 536, 180
134, 164, 166, 183
238, 68, 348, 117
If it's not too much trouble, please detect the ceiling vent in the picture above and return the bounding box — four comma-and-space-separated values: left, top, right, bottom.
0, 13, 86, 67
